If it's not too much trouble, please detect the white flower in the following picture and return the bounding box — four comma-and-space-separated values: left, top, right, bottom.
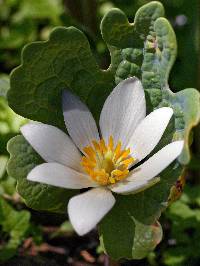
20, 77, 184, 236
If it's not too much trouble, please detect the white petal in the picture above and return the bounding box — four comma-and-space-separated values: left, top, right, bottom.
128, 107, 173, 162
62, 90, 99, 153
111, 141, 184, 194
68, 188, 115, 235
21, 122, 82, 171
99, 77, 146, 147
27, 162, 97, 189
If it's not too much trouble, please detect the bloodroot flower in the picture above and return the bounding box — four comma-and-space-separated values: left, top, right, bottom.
21, 77, 184, 236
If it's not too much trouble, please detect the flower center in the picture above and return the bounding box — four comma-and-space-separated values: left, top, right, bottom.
81, 136, 134, 185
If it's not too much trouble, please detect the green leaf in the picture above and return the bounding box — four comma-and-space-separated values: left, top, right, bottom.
13, 0, 62, 23
162, 186, 200, 266
0, 20, 36, 50
0, 197, 30, 261
101, 2, 200, 164
181, 185, 200, 207
99, 194, 164, 260
0, 75, 10, 98
163, 251, 186, 266
131, 220, 162, 260
100, 158, 183, 260
8, 26, 114, 128
0, 86, 27, 156
7, 135, 77, 213
99, 1, 198, 259
0, 156, 8, 179
7, 1, 200, 260
0, 96, 27, 136
0, 175, 16, 196
158, 88, 200, 165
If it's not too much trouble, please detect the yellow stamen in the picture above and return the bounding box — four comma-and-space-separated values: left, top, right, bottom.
114, 141, 122, 162
81, 136, 134, 186
108, 136, 114, 151
92, 140, 101, 152
111, 169, 124, 176
109, 176, 116, 184
116, 148, 130, 163
121, 148, 131, 159
99, 139, 107, 154
120, 157, 134, 167
115, 170, 129, 180
83, 146, 96, 161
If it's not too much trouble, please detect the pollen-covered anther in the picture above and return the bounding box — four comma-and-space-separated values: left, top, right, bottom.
81, 136, 134, 185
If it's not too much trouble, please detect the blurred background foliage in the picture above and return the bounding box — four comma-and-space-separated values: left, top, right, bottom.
0, 0, 199, 265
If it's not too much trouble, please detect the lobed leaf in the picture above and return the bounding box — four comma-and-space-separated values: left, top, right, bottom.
7, 135, 76, 213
